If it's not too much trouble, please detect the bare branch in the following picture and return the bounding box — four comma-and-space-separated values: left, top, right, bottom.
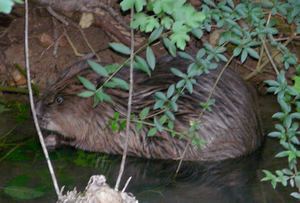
25, 0, 60, 196
114, 7, 135, 191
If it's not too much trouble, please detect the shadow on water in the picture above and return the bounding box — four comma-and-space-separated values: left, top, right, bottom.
0, 95, 298, 202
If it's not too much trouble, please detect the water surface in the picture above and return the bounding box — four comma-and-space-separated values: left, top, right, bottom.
0, 95, 297, 203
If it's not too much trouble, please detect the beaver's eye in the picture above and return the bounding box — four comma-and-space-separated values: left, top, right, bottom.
55, 96, 64, 104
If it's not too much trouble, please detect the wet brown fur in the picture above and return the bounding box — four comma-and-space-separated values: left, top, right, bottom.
36, 57, 263, 161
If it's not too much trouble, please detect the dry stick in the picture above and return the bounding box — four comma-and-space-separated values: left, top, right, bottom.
63, 28, 85, 57
47, 6, 69, 26
261, 37, 279, 75
175, 55, 235, 174
245, 36, 295, 80
46, 7, 101, 61
52, 17, 59, 57
78, 27, 101, 62
24, 0, 60, 196
121, 176, 132, 193
244, 44, 264, 80
114, 7, 135, 191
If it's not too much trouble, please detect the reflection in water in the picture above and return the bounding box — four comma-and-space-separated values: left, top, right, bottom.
0, 95, 297, 202
119, 149, 266, 203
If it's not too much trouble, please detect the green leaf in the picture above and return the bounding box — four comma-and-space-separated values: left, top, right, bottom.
146, 47, 156, 70
165, 110, 175, 120
134, 56, 151, 76
178, 51, 194, 61
163, 37, 176, 57
77, 91, 94, 98
241, 48, 248, 63
88, 60, 109, 77
186, 80, 193, 93
295, 176, 300, 188
78, 76, 96, 91
275, 151, 289, 158
170, 21, 190, 50
149, 27, 163, 43
171, 68, 186, 78
291, 192, 300, 199
95, 90, 112, 103
120, 0, 135, 11
167, 84, 175, 98
233, 47, 242, 56
191, 28, 203, 39
155, 92, 167, 101
293, 76, 300, 93
0, 0, 14, 14
135, 0, 146, 12
139, 107, 150, 120
109, 43, 131, 55
136, 122, 143, 131
105, 64, 120, 74
147, 127, 157, 137
161, 16, 173, 29
154, 100, 164, 109
154, 117, 163, 132
4, 186, 44, 200
111, 77, 129, 90
247, 48, 259, 59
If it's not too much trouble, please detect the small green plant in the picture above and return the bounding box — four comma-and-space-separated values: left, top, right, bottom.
0, 0, 23, 14
263, 72, 300, 199
4, 175, 46, 200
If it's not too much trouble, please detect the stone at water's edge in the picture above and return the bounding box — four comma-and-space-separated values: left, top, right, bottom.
57, 175, 138, 203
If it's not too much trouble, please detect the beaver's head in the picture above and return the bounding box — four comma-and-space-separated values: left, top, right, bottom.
36, 80, 94, 146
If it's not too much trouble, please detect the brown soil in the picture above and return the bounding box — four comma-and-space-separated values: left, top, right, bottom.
0, 6, 124, 91
0, 3, 299, 94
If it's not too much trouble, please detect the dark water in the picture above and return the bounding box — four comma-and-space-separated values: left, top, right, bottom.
0, 95, 298, 203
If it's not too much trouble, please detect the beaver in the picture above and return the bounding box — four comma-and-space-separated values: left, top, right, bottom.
36, 57, 262, 161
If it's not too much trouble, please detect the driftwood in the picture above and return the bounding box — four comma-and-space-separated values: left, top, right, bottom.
57, 175, 138, 203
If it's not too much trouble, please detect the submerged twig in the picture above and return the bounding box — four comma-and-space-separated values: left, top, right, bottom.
122, 176, 132, 193
114, 7, 135, 191
24, 0, 60, 196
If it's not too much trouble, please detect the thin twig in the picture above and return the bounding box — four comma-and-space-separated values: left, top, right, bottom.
244, 45, 264, 80
261, 37, 279, 75
39, 31, 65, 59
176, 55, 235, 174
121, 176, 132, 193
46, 7, 69, 26
262, 12, 280, 75
114, 7, 135, 191
0, 86, 29, 94
52, 17, 59, 57
25, 0, 60, 196
78, 27, 101, 61
63, 28, 85, 57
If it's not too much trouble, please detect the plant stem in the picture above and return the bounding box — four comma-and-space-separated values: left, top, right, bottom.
24, 0, 60, 196
0, 86, 28, 94
176, 54, 235, 174
114, 7, 135, 191
261, 36, 279, 75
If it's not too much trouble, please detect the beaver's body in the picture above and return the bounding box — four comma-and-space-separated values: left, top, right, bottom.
37, 57, 262, 161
